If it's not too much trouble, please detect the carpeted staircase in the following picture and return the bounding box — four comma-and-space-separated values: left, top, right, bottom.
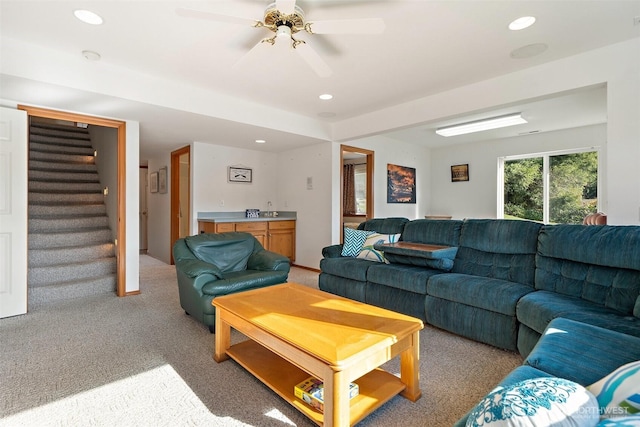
28, 121, 117, 306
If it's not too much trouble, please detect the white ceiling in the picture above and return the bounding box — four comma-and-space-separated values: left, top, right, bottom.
1, 1, 638, 160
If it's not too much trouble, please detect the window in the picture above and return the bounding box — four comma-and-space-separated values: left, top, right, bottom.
354, 163, 367, 215
498, 148, 599, 224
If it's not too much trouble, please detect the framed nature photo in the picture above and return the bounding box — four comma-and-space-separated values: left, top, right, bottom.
228, 166, 252, 183
451, 164, 469, 182
387, 164, 416, 203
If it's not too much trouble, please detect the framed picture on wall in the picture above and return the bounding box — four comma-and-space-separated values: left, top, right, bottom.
158, 166, 168, 193
228, 166, 252, 183
451, 164, 469, 182
387, 164, 416, 203
150, 171, 158, 193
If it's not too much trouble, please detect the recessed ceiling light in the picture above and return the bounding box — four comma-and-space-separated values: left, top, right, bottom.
74, 9, 103, 25
255, 139, 266, 144
319, 94, 333, 100
82, 50, 101, 61
509, 16, 536, 31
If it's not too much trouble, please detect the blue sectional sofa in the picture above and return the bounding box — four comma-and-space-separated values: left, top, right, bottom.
320, 217, 640, 424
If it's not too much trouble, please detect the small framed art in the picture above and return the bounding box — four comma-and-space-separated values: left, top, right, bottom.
451, 164, 469, 182
150, 171, 158, 193
228, 167, 252, 183
158, 166, 168, 193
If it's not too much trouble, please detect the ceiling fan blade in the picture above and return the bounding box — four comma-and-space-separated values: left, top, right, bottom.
305, 18, 385, 35
275, 0, 297, 15
176, 7, 259, 27
231, 39, 271, 71
295, 42, 332, 78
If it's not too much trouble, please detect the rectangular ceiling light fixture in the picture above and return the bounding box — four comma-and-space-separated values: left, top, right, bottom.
436, 113, 527, 137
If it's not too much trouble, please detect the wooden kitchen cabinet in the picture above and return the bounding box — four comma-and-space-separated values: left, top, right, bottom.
267, 220, 296, 262
198, 220, 295, 262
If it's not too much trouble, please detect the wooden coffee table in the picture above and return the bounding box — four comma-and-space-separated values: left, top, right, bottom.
213, 283, 423, 427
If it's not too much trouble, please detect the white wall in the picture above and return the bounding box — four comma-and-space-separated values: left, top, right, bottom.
277, 142, 333, 269
192, 141, 279, 227
333, 38, 640, 225
124, 121, 140, 293
430, 124, 607, 219
328, 135, 431, 243
90, 126, 118, 240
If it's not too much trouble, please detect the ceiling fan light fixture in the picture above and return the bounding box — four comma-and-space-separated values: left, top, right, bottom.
276, 25, 292, 38
436, 113, 527, 137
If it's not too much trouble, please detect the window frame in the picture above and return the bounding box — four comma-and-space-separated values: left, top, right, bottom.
497, 146, 602, 224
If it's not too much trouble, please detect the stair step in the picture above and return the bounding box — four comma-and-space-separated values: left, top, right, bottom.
29, 169, 99, 183
29, 134, 92, 149
29, 160, 97, 173
30, 124, 90, 140
28, 257, 116, 286
29, 192, 104, 204
30, 141, 94, 156
28, 274, 116, 307
29, 215, 109, 232
30, 150, 94, 164
29, 203, 106, 216
29, 228, 113, 249
29, 243, 115, 267
29, 180, 102, 193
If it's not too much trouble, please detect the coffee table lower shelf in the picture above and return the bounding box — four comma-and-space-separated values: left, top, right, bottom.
226, 339, 407, 426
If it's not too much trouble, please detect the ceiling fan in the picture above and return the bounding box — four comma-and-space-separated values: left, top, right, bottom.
176, 0, 385, 77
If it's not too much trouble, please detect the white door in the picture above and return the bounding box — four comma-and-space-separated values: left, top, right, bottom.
0, 107, 28, 318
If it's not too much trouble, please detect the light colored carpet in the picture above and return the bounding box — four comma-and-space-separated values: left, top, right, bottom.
0, 257, 522, 426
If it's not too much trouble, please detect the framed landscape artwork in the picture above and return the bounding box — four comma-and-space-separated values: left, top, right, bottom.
387, 164, 416, 203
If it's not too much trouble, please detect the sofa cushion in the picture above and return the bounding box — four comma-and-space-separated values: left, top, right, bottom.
358, 217, 409, 234
356, 232, 400, 263
517, 291, 640, 338
536, 225, 640, 317
453, 219, 542, 286
201, 269, 287, 296
428, 273, 535, 316
319, 257, 374, 282
367, 263, 442, 294
465, 377, 599, 427
400, 219, 463, 246
185, 232, 255, 273
341, 228, 374, 257
524, 318, 640, 386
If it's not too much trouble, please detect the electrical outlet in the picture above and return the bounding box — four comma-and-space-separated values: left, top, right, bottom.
634, 16, 640, 26
219, 199, 224, 207
284, 200, 288, 207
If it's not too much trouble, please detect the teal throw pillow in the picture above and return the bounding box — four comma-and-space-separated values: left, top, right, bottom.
357, 233, 401, 263
466, 377, 600, 427
341, 228, 374, 257
588, 360, 640, 419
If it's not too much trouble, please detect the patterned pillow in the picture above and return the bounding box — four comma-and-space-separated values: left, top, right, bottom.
466, 377, 600, 427
596, 415, 640, 426
356, 233, 401, 263
341, 228, 374, 257
588, 361, 640, 419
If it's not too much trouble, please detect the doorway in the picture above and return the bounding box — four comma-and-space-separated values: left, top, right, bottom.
170, 146, 191, 264
340, 145, 374, 241
17, 105, 128, 296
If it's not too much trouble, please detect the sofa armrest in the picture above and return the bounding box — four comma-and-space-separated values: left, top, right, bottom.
176, 259, 223, 280
322, 244, 344, 258
247, 250, 290, 271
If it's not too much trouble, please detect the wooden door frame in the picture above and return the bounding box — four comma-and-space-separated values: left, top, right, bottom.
170, 145, 190, 264
18, 105, 128, 297
340, 145, 374, 242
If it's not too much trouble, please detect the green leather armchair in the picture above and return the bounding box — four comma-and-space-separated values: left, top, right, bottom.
173, 232, 290, 332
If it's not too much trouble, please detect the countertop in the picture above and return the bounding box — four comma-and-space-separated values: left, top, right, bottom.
197, 211, 297, 223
